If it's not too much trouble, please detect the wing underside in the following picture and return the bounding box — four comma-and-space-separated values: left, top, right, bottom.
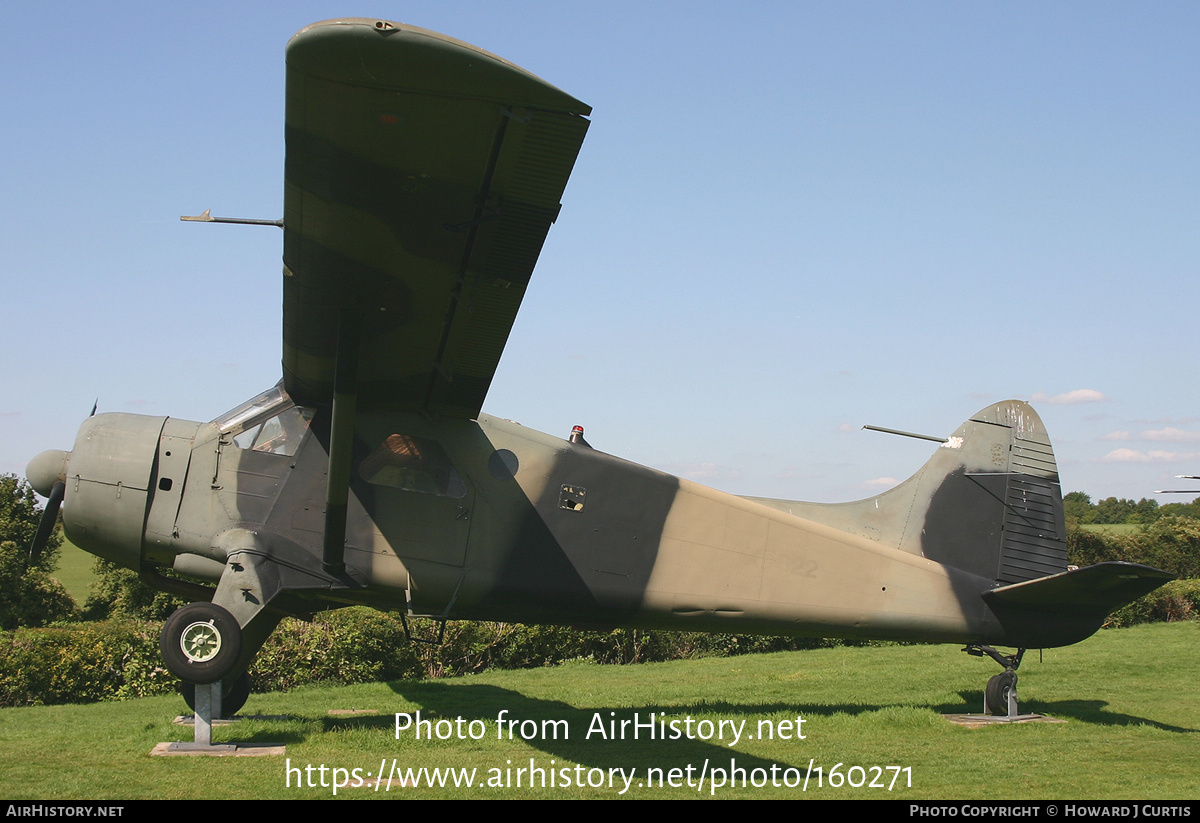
282, 19, 590, 416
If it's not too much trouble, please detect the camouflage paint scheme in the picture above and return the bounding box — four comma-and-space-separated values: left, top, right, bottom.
26, 20, 1171, 687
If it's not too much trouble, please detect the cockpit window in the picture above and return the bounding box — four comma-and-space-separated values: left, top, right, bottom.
214, 384, 313, 458
214, 384, 293, 435
232, 406, 314, 457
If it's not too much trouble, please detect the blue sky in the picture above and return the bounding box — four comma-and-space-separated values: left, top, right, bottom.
2, 2, 1197, 504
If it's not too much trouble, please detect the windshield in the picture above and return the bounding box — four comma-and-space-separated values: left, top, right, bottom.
212, 384, 315, 458
213, 384, 294, 436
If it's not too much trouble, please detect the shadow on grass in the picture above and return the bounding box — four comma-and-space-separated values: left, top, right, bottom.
212, 726, 312, 745
947, 691, 1198, 733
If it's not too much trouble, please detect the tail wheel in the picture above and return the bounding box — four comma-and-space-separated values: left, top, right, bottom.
180, 671, 251, 718
161, 602, 243, 685
986, 671, 1018, 716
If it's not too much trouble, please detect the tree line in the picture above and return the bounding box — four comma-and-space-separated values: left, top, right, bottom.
1064, 491, 1200, 525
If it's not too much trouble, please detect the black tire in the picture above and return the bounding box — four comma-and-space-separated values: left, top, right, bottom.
160, 602, 243, 685
180, 671, 251, 718
986, 671, 1018, 716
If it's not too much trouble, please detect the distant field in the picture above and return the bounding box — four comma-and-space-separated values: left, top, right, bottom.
49, 533, 98, 606
1078, 523, 1143, 535
0, 621, 1195, 800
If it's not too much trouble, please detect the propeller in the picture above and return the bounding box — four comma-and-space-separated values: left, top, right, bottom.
25, 399, 92, 562
25, 449, 70, 564
29, 480, 64, 563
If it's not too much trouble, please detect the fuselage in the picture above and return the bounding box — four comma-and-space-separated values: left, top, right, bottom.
40, 388, 1028, 649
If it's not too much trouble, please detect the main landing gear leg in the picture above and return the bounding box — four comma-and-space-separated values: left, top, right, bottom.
964, 645, 1026, 718
159, 551, 287, 747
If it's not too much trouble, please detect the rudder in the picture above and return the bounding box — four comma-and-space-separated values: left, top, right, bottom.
919, 400, 1068, 585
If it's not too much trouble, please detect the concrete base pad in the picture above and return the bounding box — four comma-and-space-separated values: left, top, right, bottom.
943, 713, 1067, 728
151, 741, 286, 756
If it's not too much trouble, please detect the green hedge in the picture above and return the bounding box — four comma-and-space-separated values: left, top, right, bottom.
1103, 579, 1200, 628
0, 621, 172, 706
2, 590, 1194, 708
1068, 517, 1200, 579
0, 610, 846, 707
251, 608, 423, 690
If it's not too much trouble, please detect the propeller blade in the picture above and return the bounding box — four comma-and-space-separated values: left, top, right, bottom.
29, 480, 65, 563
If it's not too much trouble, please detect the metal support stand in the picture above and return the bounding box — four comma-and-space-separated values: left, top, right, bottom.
156, 678, 289, 756
167, 680, 236, 753
982, 677, 1019, 719
946, 645, 1063, 727
193, 681, 223, 745
966, 644, 1025, 720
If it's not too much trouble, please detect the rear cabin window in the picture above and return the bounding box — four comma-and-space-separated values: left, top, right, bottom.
359, 434, 466, 498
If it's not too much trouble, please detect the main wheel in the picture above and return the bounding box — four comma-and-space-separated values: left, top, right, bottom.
985, 671, 1017, 716
161, 602, 243, 685
180, 671, 251, 718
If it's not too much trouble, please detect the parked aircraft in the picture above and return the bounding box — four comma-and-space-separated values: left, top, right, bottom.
1156, 477, 1200, 495
25, 19, 1171, 717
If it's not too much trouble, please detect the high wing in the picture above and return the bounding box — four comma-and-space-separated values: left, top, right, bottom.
282, 19, 590, 417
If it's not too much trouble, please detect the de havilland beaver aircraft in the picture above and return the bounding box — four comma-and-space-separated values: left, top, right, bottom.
25, 19, 1172, 717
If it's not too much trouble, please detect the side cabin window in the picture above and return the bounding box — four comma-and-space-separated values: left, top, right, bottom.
213, 384, 314, 458
359, 434, 466, 498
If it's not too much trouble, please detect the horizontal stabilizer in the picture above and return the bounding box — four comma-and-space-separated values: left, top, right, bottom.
983, 561, 1174, 618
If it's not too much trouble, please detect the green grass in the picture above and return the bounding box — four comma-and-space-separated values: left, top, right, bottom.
0, 622, 1196, 800
49, 533, 99, 606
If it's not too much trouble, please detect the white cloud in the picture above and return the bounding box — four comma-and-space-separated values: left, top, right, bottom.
862, 476, 898, 488
1031, 389, 1107, 405
1099, 430, 1131, 441
1140, 427, 1200, 443
1095, 449, 1199, 464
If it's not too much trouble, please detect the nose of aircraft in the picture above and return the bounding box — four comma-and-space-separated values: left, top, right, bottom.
26, 449, 70, 561
26, 449, 70, 498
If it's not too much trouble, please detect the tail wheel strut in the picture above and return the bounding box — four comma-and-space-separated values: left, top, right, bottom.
965, 644, 1025, 717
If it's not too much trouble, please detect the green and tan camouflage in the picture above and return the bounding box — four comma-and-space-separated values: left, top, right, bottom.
25, 19, 1171, 712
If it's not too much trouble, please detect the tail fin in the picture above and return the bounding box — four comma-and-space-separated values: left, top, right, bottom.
748, 400, 1068, 586
747, 400, 1173, 647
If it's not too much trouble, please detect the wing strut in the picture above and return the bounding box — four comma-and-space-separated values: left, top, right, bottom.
322, 309, 361, 575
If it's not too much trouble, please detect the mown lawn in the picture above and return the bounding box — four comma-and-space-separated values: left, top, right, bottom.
0, 621, 1195, 799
